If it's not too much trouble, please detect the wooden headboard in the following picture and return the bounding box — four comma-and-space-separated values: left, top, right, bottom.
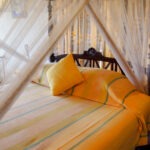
50, 47, 125, 75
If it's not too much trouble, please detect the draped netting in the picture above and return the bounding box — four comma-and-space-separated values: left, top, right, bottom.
0, 0, 149, 119
52, 0, 111, 57
0, 0, 89, 118
0, 0, 8, 12
53, 9, 106, 55
52, 0, 149, 96
87, 0, 150, 94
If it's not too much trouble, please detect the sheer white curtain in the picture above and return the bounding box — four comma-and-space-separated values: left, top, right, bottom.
0, 0, 89, 119
0, 0, 8, 12
89, 0, 150, 94
53, 8, 105, 55
0, 0, 149, 119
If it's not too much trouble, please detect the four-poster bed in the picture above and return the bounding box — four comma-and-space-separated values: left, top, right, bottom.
0, 51, 150, 149
0, 0, 150, 150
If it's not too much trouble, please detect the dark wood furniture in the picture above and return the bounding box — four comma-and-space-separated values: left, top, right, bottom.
135, 144, 150, 150
50, 47, 125, 75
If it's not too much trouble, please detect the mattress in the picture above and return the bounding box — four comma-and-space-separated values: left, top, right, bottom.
0, 83, 148, 150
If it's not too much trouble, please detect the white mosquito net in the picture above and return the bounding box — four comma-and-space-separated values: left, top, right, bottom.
0, 0, 149, 119
88, 0, 150, 93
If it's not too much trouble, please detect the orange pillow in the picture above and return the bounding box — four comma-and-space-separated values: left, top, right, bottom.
66, 69, 130, 107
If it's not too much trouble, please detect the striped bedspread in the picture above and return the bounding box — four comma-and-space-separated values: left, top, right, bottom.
0, 83, 148, 150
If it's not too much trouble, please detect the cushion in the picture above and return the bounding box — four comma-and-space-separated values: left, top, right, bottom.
32, 64, 54, 87
46, 54, 84, 95
66, 69, 131, 107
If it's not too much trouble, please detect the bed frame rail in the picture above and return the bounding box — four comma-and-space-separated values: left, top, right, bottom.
50, 48, 125, 75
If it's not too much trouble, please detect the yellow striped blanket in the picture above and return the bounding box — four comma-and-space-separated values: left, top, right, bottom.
0, 83, 149, 150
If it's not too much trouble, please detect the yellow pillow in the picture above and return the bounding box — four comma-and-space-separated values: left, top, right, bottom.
46, 54, 84, 95
32, 64, 54, 87
66, 69, 127, 107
